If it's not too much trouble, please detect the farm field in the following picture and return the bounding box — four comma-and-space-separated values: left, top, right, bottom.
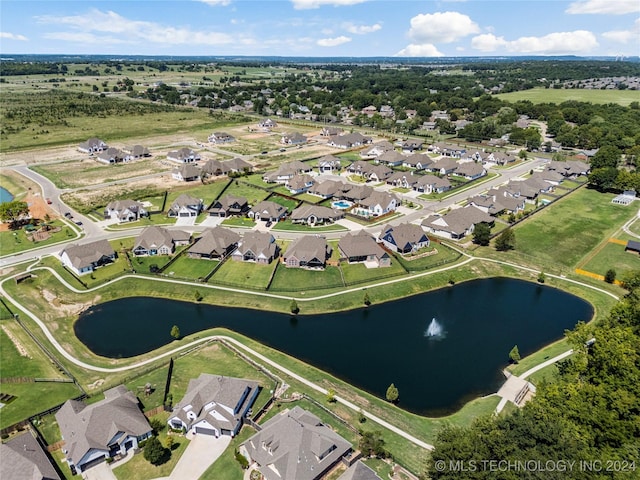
495, 87, 640, 106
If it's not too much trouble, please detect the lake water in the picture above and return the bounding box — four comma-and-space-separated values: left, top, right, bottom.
0, 186, 14, 203
74, 278, 593, 415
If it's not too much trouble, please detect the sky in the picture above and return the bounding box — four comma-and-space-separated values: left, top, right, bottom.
0, 0, 639, 58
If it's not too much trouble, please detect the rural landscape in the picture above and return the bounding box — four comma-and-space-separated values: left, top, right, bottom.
1, 16, 640, 480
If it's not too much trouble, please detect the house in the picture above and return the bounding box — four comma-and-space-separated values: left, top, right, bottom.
308, 179, 346, 199
208, 194, 249, 217
412, 175, 451, 194
60, 240, 116, 276
263, 160, 312, 183
547, 160, 590, 178
103, 199, 148, 222
208, 132, 235, 144
281, 132, 307, 145
366, 165, 393, 182
338, 231, 391, 267
386, 171, 414, 189
375, 150, 405, 167
240, 406, 352, 480
401, 140, 423, 153
290, 205, 343, 225
78, 138, 107, 154
403, 153, 433, 170
360, 141, 394, 158
258, 118, 278, 131
188, 227, 240, 260
379, 223, 429, 254
167, 147, 200, 164
248, 201, 288, 222
327, 132, 371, 149
338, 461, 382, 480
346, 160, 374, 177
1, 430, 62, 480
167, 194, 203, 217
422, 206, 494, 240
132, 226, 190, 256
490, 152, 517, 166
96, 147, 125, 164
201, 159, 226, 177
625, 240, 640, 254
430, 157, 459, 176
167, 374, 259, 437
171, 164, 201, 182
55, 386, 152, 473
232, 231, 279, 264
428, 142, 466, 158
454, 162, 486, 180
317, 154, 343, 173
283, 235, 332, 269
286, 174, 314, 194
340, 184, 373, 202
468, 190, 526, 215
224, 157, 253, 174
122, 145, 150, 159
321, 126, 343, 137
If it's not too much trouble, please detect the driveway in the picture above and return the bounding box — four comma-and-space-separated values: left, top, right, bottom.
175, 216, 197, 227
199, 216, 223, 228
82, 462, 117, 480
167, 433, 231, 480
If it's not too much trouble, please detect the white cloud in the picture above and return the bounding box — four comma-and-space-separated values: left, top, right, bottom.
199, 0, 232, 5
36, 9, 234, 46
566, 0, 640, 15
291, 0, 368, 10
317, 35, 351, 47
471, 30, 599, 54
0, 32, 28, 41
408, 11, 480, 44
343, 22, 382, 34
603, 18, 640, 43
395, 43, 444, 57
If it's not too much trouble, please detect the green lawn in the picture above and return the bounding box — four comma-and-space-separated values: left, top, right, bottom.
487, 187, 638, 270
199, 426, 256, 480
581, 241, 640, 278
628, 217, 640, 236
113, 412, 190, 480
106, 214, 174, 230
220, 217, 256, 228
495, 87, 640, 106
0, 221, 76, 257
224, 181, 271, 204
269, 263, 345, 292
268, 194, 299, 211
130, 253, 175, 275
393, 243, 462, 272
163, 256, 218, 281
210, 259, 276, 289
0, 321, 66, 378
341, 260, 407, 286
165, 181, 229, 211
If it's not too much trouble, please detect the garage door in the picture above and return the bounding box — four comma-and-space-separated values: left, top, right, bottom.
194, 427, 216, 436
80, 456, 106, 472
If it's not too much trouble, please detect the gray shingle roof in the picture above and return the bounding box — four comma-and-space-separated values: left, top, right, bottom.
422, 206, 493, 236
380, 223, 428, 250
55, 386, 151, 468
134, 226, 189, 251
250, 201, 287, 220
1, 431, 62, 480
338, 231, 388, 260
338, 461, 382, 480
60, 240, 115, 271
290, 205, 343, 222
243, 406, 351, 480
188, 227, 240, 256
284, 236, 331, 264
236, 231, 278, 259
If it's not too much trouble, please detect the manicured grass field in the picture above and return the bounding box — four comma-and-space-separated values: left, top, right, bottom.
0, 221, 76, 257
496, 187, 637, 270
581, 241, 640, 278
223, 181, 271, 204
269, 263, 345, 292
163, 256, 218, 280
628, 217, 640, 236
130, 253, 174, 274
495, 87, 640, 106
270, 219, 347, 232
341, 260, 407, 286
220, 217, 256, 228
165, 180, 230, 210
210, 259, 276, 289
393, 243, 462, 272
268, 194, 299, 211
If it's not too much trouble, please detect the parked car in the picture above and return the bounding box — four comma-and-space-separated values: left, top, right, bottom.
265, 220, 273, 227
46, 198, 52, 204
261, 151, 268, 155
64, 212, 72, 218
74, 221, 83, 226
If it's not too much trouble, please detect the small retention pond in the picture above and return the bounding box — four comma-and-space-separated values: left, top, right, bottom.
0, 186, 14, 203
75, 277, 593, 415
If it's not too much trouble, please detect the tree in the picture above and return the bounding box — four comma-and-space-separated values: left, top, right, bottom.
509, 345, 521, 363
604, 269, 616, 284
537, 272, 546, 283
363, 292, 371, 306
326, 388, 336, 403
495, 228, 516, 251
472, 222, 491, 246
170, 325, 180, 340
588, 167, 619, 191
385, 383, 399, 403
290, 299, 299, 314
591, 145, 621, 169
143, 436, 169, 465
0, 200, 29, 229
359, 430, 388, 458
194, 290, 203, 302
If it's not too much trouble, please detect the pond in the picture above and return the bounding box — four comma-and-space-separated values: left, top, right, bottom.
74, 277, 593, 415
0, 186, 14, 204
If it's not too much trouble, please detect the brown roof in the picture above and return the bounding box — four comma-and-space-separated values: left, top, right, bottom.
60, 240, 115, 271
338, 231, 388, 260
188, 226, 240, 256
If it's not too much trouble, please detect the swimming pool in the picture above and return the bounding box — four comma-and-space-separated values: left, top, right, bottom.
332, 200, 352, 209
